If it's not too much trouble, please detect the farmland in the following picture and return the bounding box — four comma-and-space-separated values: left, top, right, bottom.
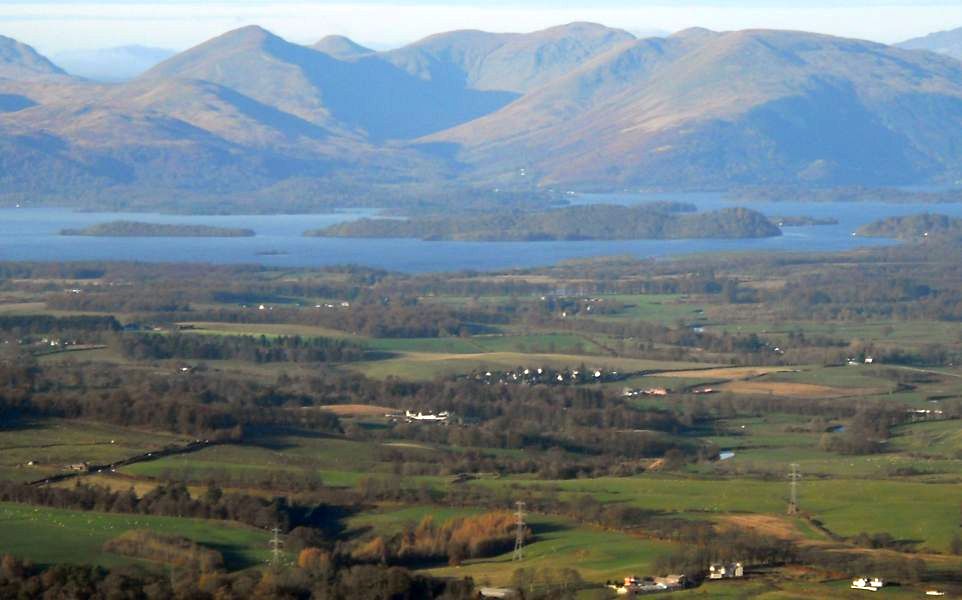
1, 244, 962, 597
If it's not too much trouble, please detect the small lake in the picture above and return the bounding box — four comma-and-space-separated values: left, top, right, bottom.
2, 191, 961, 272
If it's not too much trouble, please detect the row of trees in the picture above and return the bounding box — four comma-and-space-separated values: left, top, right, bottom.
120, 333, 365, 364
0, 553, 475, 600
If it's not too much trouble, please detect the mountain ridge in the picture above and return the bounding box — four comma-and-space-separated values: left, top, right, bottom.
2, 25, 962, 209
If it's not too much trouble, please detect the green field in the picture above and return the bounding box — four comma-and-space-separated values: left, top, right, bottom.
0, 420, 189, 480
0, 502, 274, 570
474, 474, 962, 552
347, 506, 677, 586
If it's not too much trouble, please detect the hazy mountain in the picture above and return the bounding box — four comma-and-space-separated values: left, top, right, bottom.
139, 25, 516, 140
0, 35, 67, 80
383, 22, 636, 93
899, 27, 962, 61
3, 25, 962, 207
312, 35, 373, 59
53, 45, 175, 81
431, 29, 962, 187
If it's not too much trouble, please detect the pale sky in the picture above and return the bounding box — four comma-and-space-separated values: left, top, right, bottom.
2, 1, 961, 54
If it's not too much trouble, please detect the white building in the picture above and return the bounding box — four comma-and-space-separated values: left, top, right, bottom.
405, 410, 449, 423
851, 577, 885, 591
708, 563, 744, 580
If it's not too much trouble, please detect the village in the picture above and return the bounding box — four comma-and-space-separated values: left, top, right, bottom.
465, 366, 625, 386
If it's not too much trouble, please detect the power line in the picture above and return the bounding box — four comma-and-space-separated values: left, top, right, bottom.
513, 501, 526, 561
787, 463, 801, 515
269, 525, 284, 569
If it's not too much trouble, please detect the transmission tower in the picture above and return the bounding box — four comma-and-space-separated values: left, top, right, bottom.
269, 525, 284, 569
787, 463, 801, 515
513, 501, 526, 561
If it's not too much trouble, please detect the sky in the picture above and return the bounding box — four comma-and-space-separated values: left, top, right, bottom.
2, 1, 961, 54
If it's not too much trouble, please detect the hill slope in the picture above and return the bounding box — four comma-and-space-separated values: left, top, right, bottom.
0, 35, 67, 80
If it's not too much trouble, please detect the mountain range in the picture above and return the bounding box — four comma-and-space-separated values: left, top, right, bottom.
2, 23, 962, 210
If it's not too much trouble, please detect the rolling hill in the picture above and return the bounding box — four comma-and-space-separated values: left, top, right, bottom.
899, 27, 962, 61
2, 24, 962, 209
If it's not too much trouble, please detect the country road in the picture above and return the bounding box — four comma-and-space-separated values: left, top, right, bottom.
27, 439, 217, 487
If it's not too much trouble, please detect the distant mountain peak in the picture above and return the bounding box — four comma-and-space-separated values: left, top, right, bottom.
671, 27, 719, 40
312, 35, 373, 59
385, 21, 637, 93
899, 26, 962, 61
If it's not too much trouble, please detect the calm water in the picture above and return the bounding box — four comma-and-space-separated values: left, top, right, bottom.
1, 193, 961, 272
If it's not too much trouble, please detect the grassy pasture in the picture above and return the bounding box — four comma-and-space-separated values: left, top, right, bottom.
473, 475, 962, 552
714, 319, 962, 347
589, 293, 708, 326
346, 507, 679, 586
0, 419, 188, 479
178, 321, 356, 339
0, 502, 273, 570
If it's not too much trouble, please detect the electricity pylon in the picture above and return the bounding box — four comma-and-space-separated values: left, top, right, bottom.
513, 501, 526, 561
787, 463, 801, 515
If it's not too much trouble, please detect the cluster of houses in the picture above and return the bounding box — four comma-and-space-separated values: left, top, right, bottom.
850, 577, 885, 592
609, 563, 742, 596
314, 301, 351, 309
708, 563, 744, 579
623, 387, 669, 398
908, 408, 946, 421
2, 336, 90, 355
466, 366, 623, 387
608, 575, 687, 595
242, 300, 352, 311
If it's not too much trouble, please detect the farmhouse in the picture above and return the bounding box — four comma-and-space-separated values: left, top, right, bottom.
851, 577, 885, 591
708, 562, 744, 579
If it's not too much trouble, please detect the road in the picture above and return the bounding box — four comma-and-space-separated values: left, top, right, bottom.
27, 439, 217, 487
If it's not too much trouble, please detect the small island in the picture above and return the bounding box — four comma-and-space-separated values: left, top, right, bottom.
773, 216, 839, 227
856, 213, 962, 240
61, 221, 255, 238
305, 205, 781, 241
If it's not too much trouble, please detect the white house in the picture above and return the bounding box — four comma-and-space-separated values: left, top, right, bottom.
851, 577, 884, 591
708, 563, 744, 580
405, 410, 449, 423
